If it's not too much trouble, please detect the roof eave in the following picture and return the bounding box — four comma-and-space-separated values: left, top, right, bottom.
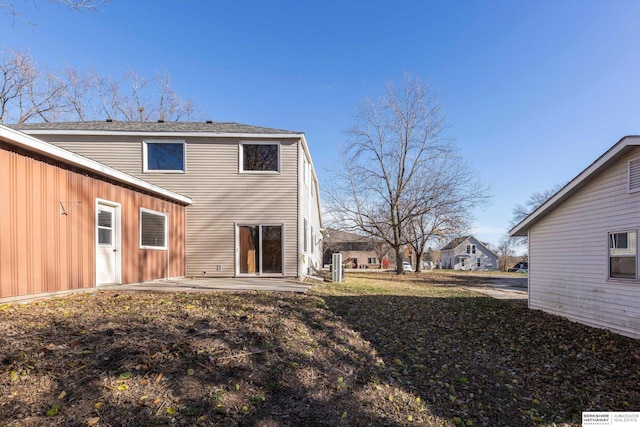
18, 129, 304, 139
509, 135, 640, 237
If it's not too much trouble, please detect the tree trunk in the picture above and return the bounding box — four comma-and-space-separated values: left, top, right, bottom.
395, 246, 403, 274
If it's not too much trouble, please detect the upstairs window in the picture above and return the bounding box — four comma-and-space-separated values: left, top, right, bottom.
241, 143, 280, 173
143, 140, 185, 173
140, 208, 168, 249
609, 231, 636, 279
466, 244, 476, 254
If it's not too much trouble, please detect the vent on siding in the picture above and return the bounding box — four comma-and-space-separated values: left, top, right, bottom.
629, 158, 640, 192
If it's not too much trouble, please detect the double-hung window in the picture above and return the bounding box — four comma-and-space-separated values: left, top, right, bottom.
140, 208, 168, 250
466, 244, 476, 254
143, 140, 185, 173
609, 231, 637, 279
240, 142, 280, 173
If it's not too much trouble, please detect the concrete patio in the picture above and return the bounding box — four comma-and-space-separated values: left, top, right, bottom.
99, 277, 311, 293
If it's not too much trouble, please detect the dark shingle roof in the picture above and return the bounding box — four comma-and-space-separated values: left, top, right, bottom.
440, 236, 471, 251
9, 121, 301, 135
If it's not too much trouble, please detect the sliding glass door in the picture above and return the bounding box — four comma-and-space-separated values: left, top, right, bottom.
238, 225, 283, 275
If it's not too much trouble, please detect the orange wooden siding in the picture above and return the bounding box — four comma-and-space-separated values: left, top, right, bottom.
0, 142, 186, 298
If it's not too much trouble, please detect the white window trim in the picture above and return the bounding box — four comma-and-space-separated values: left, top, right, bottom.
140, 207, 168, 250
143, 140, 186, 173
607, 229, 637, 281
239, 141, 281, 174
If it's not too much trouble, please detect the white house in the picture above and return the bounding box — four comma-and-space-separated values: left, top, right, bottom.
440, 235, 498, 271
510, 136, 640, 339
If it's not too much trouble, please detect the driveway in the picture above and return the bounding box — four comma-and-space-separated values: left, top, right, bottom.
465, 275, 528, 300
100, 277, 310, 293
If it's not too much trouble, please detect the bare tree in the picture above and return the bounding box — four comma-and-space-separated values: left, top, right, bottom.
496, 236, 515, 271
1, 0, 106, 19
0, 49, 35, 123
0, 49, 198, 123
510, 184, 563, 247
326, 73, 489, 274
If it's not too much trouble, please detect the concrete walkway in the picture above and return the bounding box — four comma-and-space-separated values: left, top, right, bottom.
100, 277, 310, 294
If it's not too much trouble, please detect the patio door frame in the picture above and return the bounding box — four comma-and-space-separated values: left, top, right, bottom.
235, 223, 285, 277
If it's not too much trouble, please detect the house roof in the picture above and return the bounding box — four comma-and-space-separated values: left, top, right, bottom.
441, 236, 471, 251
10, 121, 301, 136
0, 125, 192, 205
509, 135, 640, 237
323, 229, 373, 244
441, 235, 497, 257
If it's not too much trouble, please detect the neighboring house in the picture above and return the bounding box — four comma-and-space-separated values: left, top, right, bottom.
440, 235, 498, 270
0, 125, 190, 299
11, 121, 322, 279
510, 135, 640, 339
322, 229, 383, 269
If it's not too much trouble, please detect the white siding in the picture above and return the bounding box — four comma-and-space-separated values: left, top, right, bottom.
298, 144, 323, 275
529, 147, 640, 338
41, 135, 300, 278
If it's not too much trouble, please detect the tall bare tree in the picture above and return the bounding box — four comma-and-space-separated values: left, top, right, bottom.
0, 49, 198, 124
326, 74, 489, 274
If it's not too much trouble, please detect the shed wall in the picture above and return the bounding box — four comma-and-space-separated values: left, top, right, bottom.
0, 142, 186, 298
529, 147, 640, 338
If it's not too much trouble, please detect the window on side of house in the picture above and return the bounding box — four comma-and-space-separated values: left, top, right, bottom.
368, 257, 377, 264
476, 258, 481, 267
310, 225, 315, 254
466, 244, 476, 254
143, 140, 185, 173
461, 259, 465, 268
240, 143, 280, 173
303, 218, 308, 252
303, 156, 308, 184
609, 230, 637, 279
140, 208, 168, 249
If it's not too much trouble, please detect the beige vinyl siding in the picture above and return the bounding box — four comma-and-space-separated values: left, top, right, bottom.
529, 147, 640, 338
43, 135, 299, 277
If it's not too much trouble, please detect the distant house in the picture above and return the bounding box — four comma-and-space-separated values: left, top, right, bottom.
0, 125, 190, 299
12, 121, 322, 280
510, 135, 640, 339
322, 229, 384, 269
440, 236, 498, 271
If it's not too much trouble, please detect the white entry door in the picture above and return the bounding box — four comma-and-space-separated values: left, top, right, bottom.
96, 201, 120, 285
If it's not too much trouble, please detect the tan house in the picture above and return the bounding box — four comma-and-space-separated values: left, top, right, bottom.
511, 135, 640, 339
322, 229, 384, 269
440, 235, 498, 271
0, 125, 190, 299
12, 121, 323, 279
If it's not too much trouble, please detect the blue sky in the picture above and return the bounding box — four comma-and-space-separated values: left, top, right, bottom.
4, 0, 640, 249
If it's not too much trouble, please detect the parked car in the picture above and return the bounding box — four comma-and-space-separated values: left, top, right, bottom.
402, 261, 413, 272
508, 262, 528, 272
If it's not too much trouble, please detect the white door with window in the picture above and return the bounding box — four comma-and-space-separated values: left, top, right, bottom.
96, 201, 121, 285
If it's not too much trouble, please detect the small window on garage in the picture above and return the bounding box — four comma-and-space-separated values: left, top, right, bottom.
609, 230, 636, 279
140, 208, 167, 249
